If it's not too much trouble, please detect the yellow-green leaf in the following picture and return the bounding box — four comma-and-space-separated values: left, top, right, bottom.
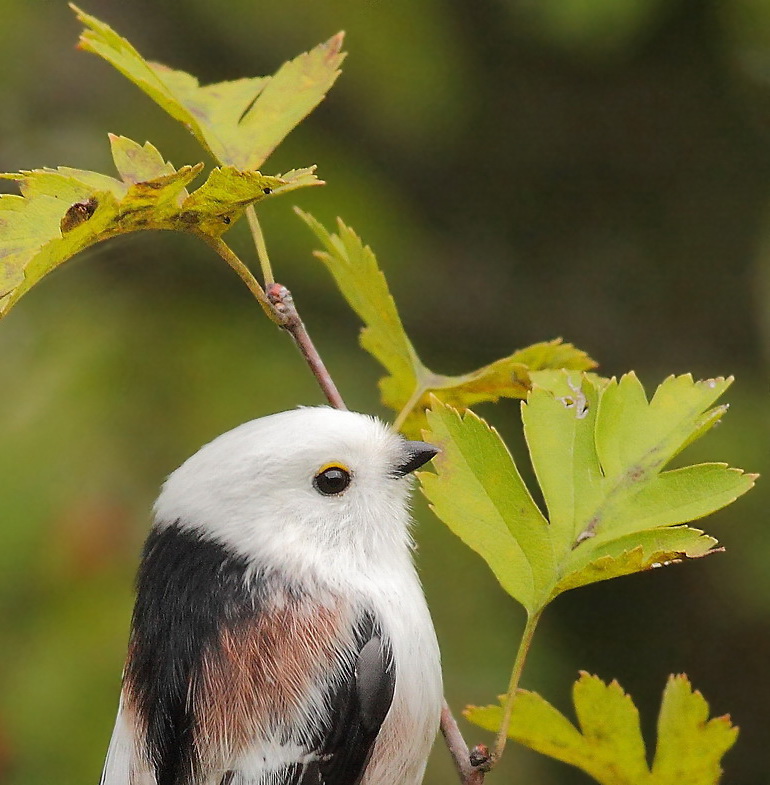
466, 690, 592, 770
0, 135, 318, 317
595, 373, 732, 481
180, 166, 318, 236
296, 209, 423, 392
109, 133, 176, 183
297, 210, 596, 435
553, 527, 717, 595
419, 401, 552, 610
466, 673, 738, 785
0, 186, 119, 316
72, 5, 344, 169
651, 675, 739, 784
421, 375, 754, 613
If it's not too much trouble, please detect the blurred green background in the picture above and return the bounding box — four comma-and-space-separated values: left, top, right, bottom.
1, 0, 770, 782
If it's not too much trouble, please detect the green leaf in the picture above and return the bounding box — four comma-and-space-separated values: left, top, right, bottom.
651, 675, 739, 784
72, 4, 345, 169
0, 135, 318, 317
296, 210, 422, 394
297, 210, 596, 435
552, 527, 717, 594
466, 673, 738, 785
420, 374, 754, 612
109, 133, 176, 183
419, 404, 552, 611
594, 373, 732, 481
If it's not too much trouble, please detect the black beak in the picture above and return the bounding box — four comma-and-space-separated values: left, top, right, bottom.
393, 440, 440, 477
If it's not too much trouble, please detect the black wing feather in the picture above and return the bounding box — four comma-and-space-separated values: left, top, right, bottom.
315, 616, 396, 785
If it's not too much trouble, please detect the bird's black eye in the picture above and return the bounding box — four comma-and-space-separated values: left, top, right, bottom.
313, 464, 352, 496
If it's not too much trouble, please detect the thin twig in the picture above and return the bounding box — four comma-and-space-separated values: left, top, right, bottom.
266, 283, 347, 410
441, 702, 488, 785
202, 236, 344, 408
218, 217, 483, 784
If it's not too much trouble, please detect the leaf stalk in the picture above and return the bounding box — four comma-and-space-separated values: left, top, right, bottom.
393, 382, 427, 432
200, 235, 285, 326
494, 609, 543, 761
246, 206, 276, 286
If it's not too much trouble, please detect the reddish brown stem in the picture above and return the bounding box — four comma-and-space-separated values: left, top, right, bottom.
265, 284, 487, 784
270, 275, 486, 783
207, 217, 478, 785
266, 283, 347, 410
441, 702, 489, 785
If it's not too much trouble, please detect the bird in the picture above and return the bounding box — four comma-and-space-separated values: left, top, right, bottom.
100, 407, 443, 785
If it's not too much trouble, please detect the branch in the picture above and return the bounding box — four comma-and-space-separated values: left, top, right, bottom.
201, 234, 345, 409
266, 283, 347, 410
441, 701, 490, 785
230, 218, 488, 784
200, 235, 285, 327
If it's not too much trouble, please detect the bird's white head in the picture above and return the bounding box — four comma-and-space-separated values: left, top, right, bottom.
153, 407, 438, 577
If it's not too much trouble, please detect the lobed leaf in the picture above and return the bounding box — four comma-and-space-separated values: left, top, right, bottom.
651, 675, 739, 784
0, 135, 319, 317
419, 402, 552, 610
595, 373, 732, 481
297, 210, 596, 435
109, 134, 175, 183
552, 527, 717, 595
466, 673, 738, 785
296, 210, 423, 396
421, 374, 754, 613
72, 5, 345, 169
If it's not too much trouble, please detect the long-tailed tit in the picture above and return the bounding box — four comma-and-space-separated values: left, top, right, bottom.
100, 407, 442, 785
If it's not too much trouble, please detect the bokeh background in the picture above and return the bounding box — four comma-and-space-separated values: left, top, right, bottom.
1, 0, 769, 782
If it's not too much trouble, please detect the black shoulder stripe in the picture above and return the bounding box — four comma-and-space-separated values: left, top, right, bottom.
127, 523, 255, 785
